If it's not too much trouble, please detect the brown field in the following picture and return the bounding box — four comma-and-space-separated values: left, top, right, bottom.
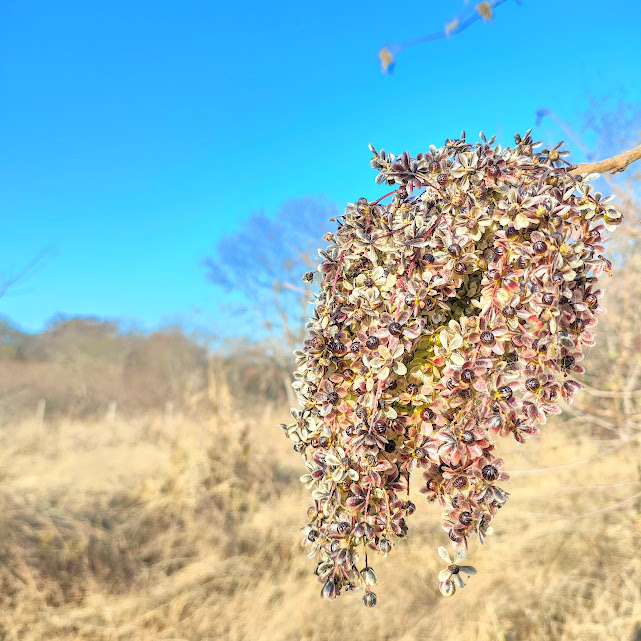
0, 398, 639, 641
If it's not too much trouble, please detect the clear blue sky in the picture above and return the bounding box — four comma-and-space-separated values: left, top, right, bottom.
1, 0, 640, 335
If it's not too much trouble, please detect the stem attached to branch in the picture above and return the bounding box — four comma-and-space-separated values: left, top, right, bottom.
570, 143, 641, 176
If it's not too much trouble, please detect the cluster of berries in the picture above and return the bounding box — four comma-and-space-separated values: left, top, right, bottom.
281, 131, 621, 604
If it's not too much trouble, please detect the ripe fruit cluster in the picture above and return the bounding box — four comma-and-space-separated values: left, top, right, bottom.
281, 131, 621, 605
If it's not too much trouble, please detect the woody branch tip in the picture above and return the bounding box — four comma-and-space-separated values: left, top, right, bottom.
570, 143, 641, 176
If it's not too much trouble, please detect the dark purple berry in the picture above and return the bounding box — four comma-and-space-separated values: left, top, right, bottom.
480, 331, 495, 345
526, 378, 541, 392
421, 408, 435, 421
374, 421, 387, 435
366, 336, 380, 350
482, 465, 499, 481
389, 322, 402, 336
533, 241, 548, 254
461, 369, 476, 383
498, 386, 513, 401
461, 430, 475, 444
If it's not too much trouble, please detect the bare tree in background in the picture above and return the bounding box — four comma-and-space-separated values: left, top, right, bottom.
203, 197, 337, 402
535, 104, 641, 448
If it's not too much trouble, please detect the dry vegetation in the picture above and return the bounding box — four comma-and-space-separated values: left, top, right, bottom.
0, 359, 640, 640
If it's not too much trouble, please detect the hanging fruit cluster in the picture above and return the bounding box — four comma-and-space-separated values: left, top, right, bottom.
281, 131, 621, 605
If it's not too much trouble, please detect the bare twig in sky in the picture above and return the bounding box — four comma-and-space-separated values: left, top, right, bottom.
378, 0, 516, 73
0, 248, 53, 299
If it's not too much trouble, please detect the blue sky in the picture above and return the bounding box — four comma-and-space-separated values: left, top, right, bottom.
1, 0, 640, 336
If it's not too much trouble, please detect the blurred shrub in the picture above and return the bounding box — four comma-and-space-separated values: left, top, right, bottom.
0, 315, 299, 422
0, 317, 210, 421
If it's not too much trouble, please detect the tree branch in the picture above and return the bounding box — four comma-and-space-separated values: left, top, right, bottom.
570, 143, 641, 175
581, 382, 641, 399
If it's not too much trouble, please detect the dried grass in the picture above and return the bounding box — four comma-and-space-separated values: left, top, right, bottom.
0, 398, 639, 641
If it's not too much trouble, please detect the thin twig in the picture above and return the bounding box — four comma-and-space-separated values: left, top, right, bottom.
545, 480, 641, 497
581, 382, 641, 399
569, 490, 641, 522
281, 282, 306, 296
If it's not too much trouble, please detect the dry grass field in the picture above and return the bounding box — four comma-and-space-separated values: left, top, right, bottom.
0, 397, 639, 641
